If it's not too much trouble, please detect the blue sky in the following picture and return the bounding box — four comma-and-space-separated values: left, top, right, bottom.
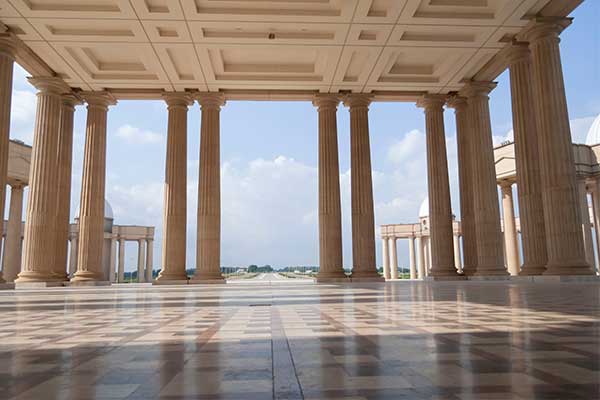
7, 1, 600, 271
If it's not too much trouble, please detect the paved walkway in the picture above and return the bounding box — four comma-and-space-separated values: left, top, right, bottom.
0, 281, 599, 399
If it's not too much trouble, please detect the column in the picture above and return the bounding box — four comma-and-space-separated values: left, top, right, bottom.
408, 236, 416, 279
462, 82, 507, 276
382, 236, 390, 279
506, 43, 548, 275
522, 18, 592, 275
118, 238, 125, 282
590, 181, 600, 273
137, 239, 145, 282
53, 94, 79, 281
145, 239, 154, 282
0, 34, 17, 284
447, 97, 478, 275
578, 180, 594, 267
68, 236, 78, 276
16, 77, 69, 284
500, 183, 520, 275
156, 93, 191, 282
343, 95, 381, 280
71, 92, 116, 283
191, 93, 225, 282
418, 95, 457, 277
453, 234, 462, 273
313, 95, 345, 281
416, 236, 425, 279
389, 237, 398, 279
2, 184, 24, 282
108, 237, 116, 282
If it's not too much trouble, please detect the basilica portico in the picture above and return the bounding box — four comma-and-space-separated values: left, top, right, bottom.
0, 0, 595, 287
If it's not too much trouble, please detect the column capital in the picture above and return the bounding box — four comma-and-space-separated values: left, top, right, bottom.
195, 92, 225, 110
80, 91, 117, 109
520, 17, 572, 45
506, 42, 531, 66
0, 33, 18, 59
446, 95, 468, 111
9, 182, 25, 191
163, 92, 193, 108
343, 94, 372, 110
499, 180, 513, 191
62, 93, 83, 109
417, 94, 446, 112
312, 94, 340, 110
461, 81, 497, 99
28, 76, 70, 95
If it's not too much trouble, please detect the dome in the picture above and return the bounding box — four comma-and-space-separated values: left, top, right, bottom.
74, 199, 114, 220
418, 197, 429, 218
585, 114, 600, 145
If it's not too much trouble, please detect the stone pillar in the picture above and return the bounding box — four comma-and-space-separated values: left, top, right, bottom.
146, 239, 154, 282
418, 95, 457, 277
0, 34, 17, 284
3, 184, 24, 282
16, 77, 69, 284
578, 180, 595, 267
507, 43, 548, 275
71, 92, 116, 283
382, 236, 390, 279
389, 237, 398, 279
53, 94, 79, 281
462, 82, 507, 276
408, 236, 416, 279
69, 237, 78, 276
416, 236, 425, 279
118, 238, 125, 283
453, 234, 462, 273
343, 95, 381, 281
191, 93, 225, 283
522, 18, 592, 275
313, 95, 345, 281
590, 181, 600, 274
500, 183, 520, 276
108, 237, 116, 282
156, 94, 191, 283
137, 239, 145, 283
447, 97, 478, 275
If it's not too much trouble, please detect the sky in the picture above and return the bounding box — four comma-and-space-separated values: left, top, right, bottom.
6, 1, 600, 272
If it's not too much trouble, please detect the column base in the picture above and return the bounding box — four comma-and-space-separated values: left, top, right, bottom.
153, 279, 189, 285
472, 267, 510, 276
71, 270, 106, 283
66, 281, 111, 287
425, 276, 467, 281
350, 271, 385, 282
543, 264, 594, 276
0, 283, 15, 290
189, 272, 226, 284
511, 275, 600, 283
316, 277, 350, 283
189, 278, 226, 284
15, 281, 65, 289
14, 271, 59, 283
467, 275, 511, 281
519, 264, 547, 276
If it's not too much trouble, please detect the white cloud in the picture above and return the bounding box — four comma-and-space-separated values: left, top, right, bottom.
570, 115, 598, 144
115, 124, 163, 144
9, 89, 37, 143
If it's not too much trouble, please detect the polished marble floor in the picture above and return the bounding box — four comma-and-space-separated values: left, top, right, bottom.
0, 278, 599, 399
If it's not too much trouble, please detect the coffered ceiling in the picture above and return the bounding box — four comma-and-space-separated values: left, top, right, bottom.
0, 0, 561, 95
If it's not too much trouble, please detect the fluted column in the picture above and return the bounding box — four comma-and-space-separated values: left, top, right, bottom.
343, 95, 381, 280
417, 95, 457, 277
590, 181, 600, 274
408, 236, 416, 279
118, 238, 125, 282
69, 237, 77, 276
191, 93, 225, 283
382, 237, 390, 279
416, 236, 425, 279
109, 237, 116, 282
146, 239, 154, 282
506, 43, 548, 275
500, 183, 520, 276
53, 94, 80, 281
447, 96, 478, 275
16, 77, 70, 284
71, 92, 116, 283
137, 239, 145, 282
156, 93, 191, 282
3, 184, 24, 282
577, 180, 595, 267
462, 82, 507, 276
313, 95, 345, 281
453, 235, 462, 273
389, 237, 398, 279
0, 34, 17, 284
522, 18, 592, 275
